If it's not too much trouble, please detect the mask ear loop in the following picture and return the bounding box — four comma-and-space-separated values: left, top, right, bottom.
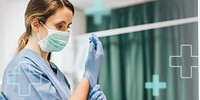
37, 21, 48, 41
36, 32, 41, 41
39, 21, 49, 30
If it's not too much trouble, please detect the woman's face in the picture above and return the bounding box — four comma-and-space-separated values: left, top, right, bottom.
38, 7, 73, 40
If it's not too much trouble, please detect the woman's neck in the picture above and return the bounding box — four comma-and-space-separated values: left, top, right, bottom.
25, 36, 49, 66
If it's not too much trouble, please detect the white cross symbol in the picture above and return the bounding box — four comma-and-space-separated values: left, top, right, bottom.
169, 44, 198, 79
7, 61, 42, 96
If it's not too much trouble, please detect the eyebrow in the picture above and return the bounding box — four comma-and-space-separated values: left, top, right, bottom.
58, 20, 72, 25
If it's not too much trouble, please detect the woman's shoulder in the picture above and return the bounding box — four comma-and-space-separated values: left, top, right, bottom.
5, 49, 42, 74
10, 49, 35, 64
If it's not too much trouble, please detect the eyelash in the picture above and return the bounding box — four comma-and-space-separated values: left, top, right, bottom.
57, 24, 64, 29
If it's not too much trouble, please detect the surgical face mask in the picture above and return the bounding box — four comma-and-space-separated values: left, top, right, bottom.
36, 21, 70, 52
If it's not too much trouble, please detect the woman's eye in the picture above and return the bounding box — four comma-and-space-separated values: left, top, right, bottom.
55, 23, 69, 31
57, 24, 64, 29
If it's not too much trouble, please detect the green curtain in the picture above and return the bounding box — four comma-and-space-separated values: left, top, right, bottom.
87, 0, 198, 100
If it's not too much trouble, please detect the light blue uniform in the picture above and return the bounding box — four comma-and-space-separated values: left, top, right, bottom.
0, 48, 71, 100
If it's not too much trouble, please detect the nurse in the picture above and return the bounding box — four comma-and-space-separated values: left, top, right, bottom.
0, 0, 106, 100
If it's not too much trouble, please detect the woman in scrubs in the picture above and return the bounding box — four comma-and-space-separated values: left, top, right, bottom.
0, 0, 106, 99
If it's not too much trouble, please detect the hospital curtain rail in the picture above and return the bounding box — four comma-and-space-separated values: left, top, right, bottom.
86, 0, 198, 100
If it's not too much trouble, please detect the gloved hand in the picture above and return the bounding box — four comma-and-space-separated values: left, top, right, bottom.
88, 84, 107, 100
83, 34, 104, 87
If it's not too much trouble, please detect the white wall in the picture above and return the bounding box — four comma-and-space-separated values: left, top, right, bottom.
0, 0, 28, 83
0, 0, 6, 85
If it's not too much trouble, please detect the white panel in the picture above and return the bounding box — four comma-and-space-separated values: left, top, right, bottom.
76, 17, 198, 39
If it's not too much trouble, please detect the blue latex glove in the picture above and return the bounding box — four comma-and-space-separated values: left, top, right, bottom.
89, 35, 97, 51
88, 84, 107, 100
83, 34, 104, 87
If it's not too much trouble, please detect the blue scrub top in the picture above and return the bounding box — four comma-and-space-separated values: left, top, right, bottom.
0, 48, 72, 100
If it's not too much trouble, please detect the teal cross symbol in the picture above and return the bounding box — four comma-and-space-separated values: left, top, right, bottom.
145, 75, 166, 96
85, 0, 111, 25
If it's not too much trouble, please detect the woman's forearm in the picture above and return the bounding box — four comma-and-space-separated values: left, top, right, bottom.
70, 77, 90, 100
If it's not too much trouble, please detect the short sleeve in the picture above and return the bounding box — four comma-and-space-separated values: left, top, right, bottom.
2, 60, 61, 100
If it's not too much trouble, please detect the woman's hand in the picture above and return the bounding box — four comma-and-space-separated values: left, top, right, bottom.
88, 84, 107, 100
83, 34, 104, 87
88, 85, 107, 100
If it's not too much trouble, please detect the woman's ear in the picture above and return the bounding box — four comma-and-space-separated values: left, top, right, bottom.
31, 19, 40, 32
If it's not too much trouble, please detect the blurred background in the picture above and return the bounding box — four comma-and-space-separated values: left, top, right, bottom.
0, 0, 198, 100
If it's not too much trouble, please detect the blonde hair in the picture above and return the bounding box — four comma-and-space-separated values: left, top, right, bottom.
16, 0, 74, 53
